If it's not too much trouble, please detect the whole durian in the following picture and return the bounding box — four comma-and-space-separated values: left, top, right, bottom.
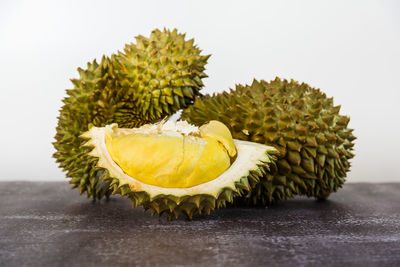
83, 120, 278, 219
53, 29, 210, 199
181, 78, 356, 205
117, 28, 210, 120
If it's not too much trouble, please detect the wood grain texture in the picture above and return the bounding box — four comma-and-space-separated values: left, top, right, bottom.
0, 182, 399, 267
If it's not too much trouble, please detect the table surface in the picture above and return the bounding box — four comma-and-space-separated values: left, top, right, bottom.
0, 182, 399, 267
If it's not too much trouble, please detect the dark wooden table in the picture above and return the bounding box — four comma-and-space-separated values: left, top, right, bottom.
0, 182, 399, 267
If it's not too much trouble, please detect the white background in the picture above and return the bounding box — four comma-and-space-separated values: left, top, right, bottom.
0, 0, 399, 182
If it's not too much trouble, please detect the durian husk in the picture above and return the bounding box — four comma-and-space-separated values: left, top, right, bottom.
181, 78, 356, 205
82, 123, 278, 219
53, 28, 210, 199
116, 28, 210, 121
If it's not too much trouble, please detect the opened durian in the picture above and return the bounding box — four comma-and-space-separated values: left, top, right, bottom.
53, 28, 210, 199
82, 120, 278, 219
181, 78, 356, 205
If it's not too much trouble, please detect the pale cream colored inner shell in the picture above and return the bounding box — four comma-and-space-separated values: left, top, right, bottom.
84, 121, 275, 198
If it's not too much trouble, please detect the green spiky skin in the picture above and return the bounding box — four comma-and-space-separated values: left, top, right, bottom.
116, 28, 210, 121
53, 29, 210, 199
181, 78, 356, 205
100, 150, 278, 220
53, 56, 147, 199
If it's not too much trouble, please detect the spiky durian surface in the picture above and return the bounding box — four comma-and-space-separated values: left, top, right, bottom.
83, 122, 278, 219
117, 28, 210, 120
181, 78, 356, 205
53, 56, 139, 199
53, 28, 210, 199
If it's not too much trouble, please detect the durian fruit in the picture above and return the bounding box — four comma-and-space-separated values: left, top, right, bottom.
82, 120, 278, 219
53, 28, 210, 199
116, 28, 210, 121
53, 56, 138, 199
181, 78, 356, 205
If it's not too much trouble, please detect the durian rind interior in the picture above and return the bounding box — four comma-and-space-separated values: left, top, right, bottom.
83, 121, 277, 199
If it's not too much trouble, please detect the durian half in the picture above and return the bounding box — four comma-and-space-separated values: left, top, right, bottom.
82, 120, 278, 219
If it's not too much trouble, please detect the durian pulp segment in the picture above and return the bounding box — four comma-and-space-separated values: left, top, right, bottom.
105, 121, 236, 188
200, 120, 237, 157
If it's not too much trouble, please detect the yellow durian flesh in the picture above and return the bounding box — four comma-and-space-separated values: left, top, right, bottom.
200, 120, 237, 157
105, 121, 236, 188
